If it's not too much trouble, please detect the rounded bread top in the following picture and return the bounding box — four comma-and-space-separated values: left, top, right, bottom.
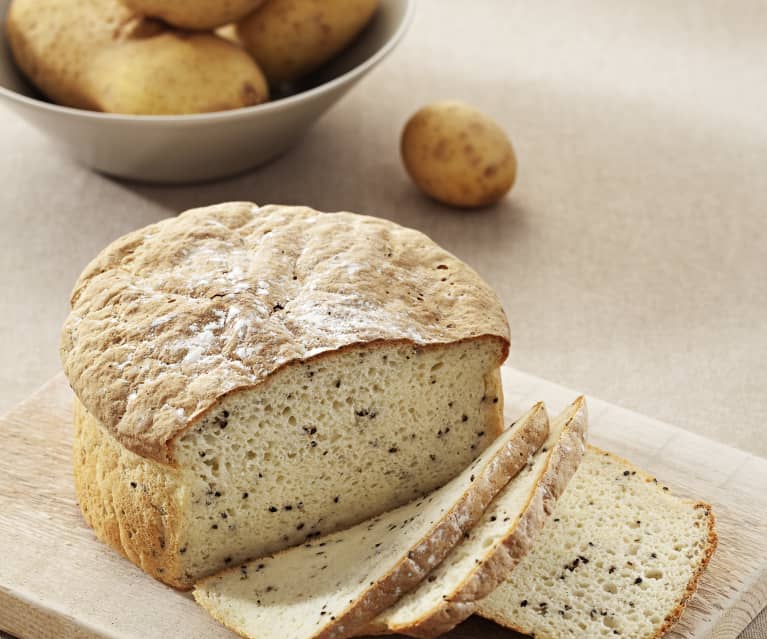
61, 203, 510, 463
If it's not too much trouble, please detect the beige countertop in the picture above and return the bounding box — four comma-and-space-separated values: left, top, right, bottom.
1, 1, 765, 637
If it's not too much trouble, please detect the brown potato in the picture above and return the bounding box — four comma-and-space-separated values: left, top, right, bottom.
120, 0, 265, 31
236, 0, 379, 84
401, 101, 517, 208
6, 0, 269, 115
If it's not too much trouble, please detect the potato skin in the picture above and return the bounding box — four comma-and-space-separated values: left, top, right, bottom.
86, 34, 268, 115
401, 101, 517, 208
120, 0, 265, 31
236, 0, 380, 84
6, 0, 268, 115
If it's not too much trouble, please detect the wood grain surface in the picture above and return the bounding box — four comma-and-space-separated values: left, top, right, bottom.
0, 368, 765, 639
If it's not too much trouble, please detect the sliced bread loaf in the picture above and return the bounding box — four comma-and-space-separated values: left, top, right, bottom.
193, 403, 549, 639
477, 446, 717, 639
62, 202, 511, 588
363, 396, 587, 638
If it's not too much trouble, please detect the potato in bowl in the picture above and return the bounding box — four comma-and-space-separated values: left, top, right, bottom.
121, 0, 265, 30
236, 0, 380, 85
5, 0, 269, 115
0, 0, 414, 182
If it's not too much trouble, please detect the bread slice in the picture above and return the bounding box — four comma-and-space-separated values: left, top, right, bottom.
193, 403, 549, 639
364, 397, 588, 638
63, 203, 511, 588
477, 446, 717, 639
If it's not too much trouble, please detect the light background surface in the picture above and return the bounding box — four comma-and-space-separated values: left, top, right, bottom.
0, 1, 764, 636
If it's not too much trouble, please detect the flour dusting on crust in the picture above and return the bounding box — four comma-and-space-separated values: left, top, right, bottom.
60, 203, 509, 463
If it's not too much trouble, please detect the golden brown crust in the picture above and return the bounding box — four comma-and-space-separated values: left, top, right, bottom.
61, 202, 510, 463
73, 398, 191, 588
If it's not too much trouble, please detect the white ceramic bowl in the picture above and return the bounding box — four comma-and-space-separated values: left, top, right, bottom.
0, 0, 413, 183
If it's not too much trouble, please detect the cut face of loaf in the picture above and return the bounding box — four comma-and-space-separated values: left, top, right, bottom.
476, 446, 717, 639
73, 338, 505, 588
193, 403, 550, 639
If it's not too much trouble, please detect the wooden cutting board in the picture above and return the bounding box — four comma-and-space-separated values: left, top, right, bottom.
1, 368, 765, 639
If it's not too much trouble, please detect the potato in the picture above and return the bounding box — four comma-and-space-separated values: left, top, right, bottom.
401, 101, 517, 208
119, 0, 266, 30
236, 0, 380, 84
6, 0, 269, 115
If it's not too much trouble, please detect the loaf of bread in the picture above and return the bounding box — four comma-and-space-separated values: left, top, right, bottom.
61, 202, 510, 588
477, 446, 717, 639
365, 397, 587, 638
194, 403, 548, 639
6, 0, 268, 114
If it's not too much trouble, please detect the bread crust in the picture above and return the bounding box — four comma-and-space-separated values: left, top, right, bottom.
73, 398, 189, 588
367, 397, 587, 638
478, 445, 718, 639
61, 203, 510, 464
